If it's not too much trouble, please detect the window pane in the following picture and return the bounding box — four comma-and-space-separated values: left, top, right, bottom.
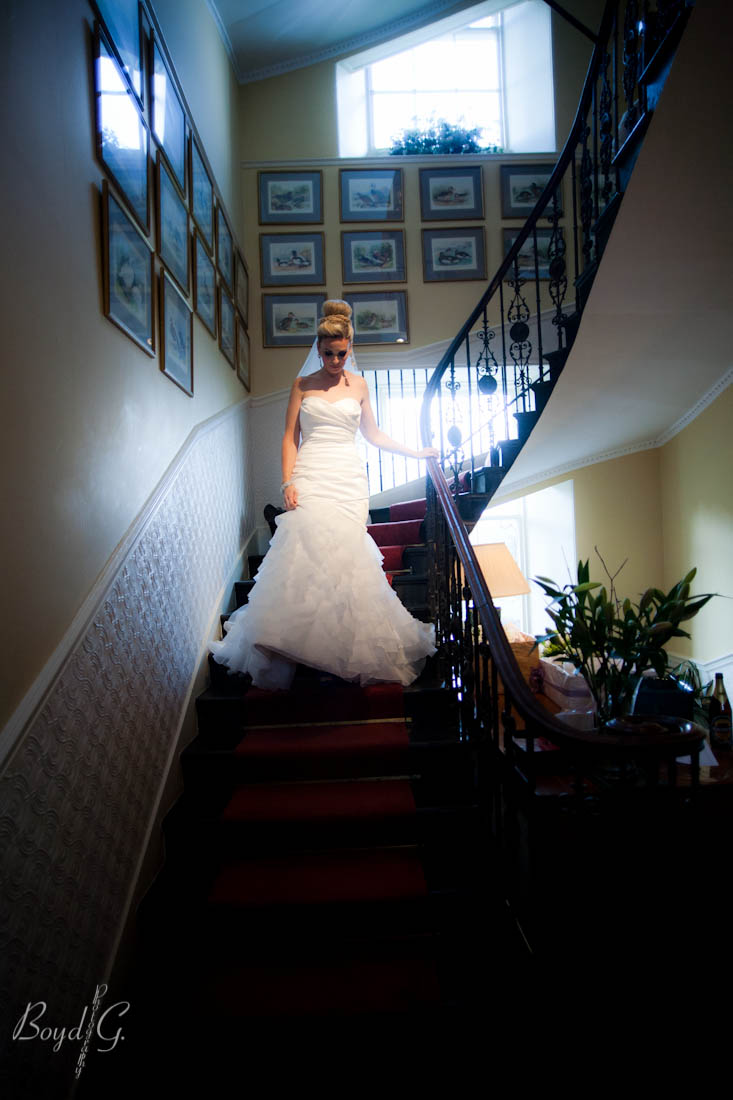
369, 49, 416, 92
371, 92, 418, 147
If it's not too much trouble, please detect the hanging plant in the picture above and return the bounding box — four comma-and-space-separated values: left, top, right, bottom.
388, 118, 502, 156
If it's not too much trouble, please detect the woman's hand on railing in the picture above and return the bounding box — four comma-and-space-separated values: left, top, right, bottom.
416, 446, 440, 460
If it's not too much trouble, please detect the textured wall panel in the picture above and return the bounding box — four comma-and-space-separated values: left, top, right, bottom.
0, 403, 253, 1096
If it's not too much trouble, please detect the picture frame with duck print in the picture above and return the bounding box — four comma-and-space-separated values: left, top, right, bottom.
419, 166, 484, 220
259, 233, 325, 286
156, 152, 189, 295
193, 230, 216, 338
346, 291, 409, 345
94, 23, 150, 234
91, 0, 143, 105
258, 170, 323, 224
102, 180, 155, 356
190, 134, 214, 253
502, 227, 564, 280
160, 269, 193, 396
422, 227, 486, 282
500, 163, 563, 218
339, 168, 404, 222
151, 34, 187, 197
341, 231, 406, 284
262, 293, 327, 348
216, 204, 235, 294
219, 285, 236, 366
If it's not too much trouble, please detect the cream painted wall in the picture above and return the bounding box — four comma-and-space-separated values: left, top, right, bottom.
660, 385, 733, 663
496, 449, 665, 602
239, 2, 600, 397
0, 0, 245, 730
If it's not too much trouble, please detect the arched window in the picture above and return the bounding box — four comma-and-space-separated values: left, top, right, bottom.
337, 0, 555, 157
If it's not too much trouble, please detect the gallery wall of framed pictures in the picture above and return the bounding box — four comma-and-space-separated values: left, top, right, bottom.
249, 156, 563, 354
91, 0, 250, 394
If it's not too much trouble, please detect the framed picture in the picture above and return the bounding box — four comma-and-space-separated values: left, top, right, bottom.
193, 230, 216, 337
190, 135, 214, 253
94, 24, 150, 233
151, 35, 186, 196
92, 0, 143, 104
236, 314, 250, 391
258, 170, 323, 224
219, 285, 235, 366
102, 180, 154, 356
422, 227, 486, 281
339, 168, 404, 222
262, 293, 327, 347
259, 232, 325, 286
419, 166, 484, 220
235, 252, 249, 327
341, 231, 406, 284
157, 153, 189, 294
160, 270, 193, 396
346, 291, 409, 345
503, 227, 565, 280
216, 205, 234, 294
500, 163, 562, 218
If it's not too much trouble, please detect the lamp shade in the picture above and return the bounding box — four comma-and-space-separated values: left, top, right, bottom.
472, 542, 530, 598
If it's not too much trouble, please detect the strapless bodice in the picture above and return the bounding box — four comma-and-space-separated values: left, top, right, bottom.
299, 395, 362, 445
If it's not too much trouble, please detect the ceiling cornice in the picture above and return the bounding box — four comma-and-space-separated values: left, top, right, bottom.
495, 367, 733, 500
209, 0, 488, 84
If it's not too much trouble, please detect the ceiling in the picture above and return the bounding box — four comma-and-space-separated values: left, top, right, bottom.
206, 0, 486, 82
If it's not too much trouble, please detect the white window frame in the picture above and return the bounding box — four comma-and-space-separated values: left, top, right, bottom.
336, 0, 555, 159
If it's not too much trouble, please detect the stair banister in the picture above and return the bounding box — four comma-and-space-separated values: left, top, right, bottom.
420, 0, 702, 774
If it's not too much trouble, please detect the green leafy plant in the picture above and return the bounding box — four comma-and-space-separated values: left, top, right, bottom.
388, 118, 502, 156
534, 554, 714, 725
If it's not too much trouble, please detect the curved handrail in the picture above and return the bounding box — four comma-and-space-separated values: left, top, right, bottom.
420, 0, 702, 768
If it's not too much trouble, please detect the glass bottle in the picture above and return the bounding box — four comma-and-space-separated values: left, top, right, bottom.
708, 673, 732, 750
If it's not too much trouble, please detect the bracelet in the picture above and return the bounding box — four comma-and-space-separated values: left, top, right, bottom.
281, 480, 293, 493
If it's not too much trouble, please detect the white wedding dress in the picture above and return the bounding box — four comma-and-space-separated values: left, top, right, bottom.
210, 395, 437, 691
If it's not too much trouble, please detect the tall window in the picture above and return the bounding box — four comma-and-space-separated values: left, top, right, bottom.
366, 16, 503, 153
337, 0, 555, 158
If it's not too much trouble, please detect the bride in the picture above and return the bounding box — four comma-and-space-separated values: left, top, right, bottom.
210, 300, 439, 691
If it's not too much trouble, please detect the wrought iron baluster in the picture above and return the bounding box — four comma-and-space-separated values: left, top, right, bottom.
599, 46, 614, 208
579, 118, 594, 269
547, 191, 568, 344
623, 0, 640, 135
498, 280, 510, 444
506, 256, 532, 427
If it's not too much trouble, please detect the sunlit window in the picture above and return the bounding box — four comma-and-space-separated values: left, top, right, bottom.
366, 16, 503, 152
337, 0, 555, 158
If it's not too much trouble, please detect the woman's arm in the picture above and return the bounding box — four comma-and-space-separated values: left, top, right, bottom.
357, 379, 439, 460
281, 382, 303, 509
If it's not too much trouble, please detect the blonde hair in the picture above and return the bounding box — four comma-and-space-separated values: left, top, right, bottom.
317, 299, 353, 343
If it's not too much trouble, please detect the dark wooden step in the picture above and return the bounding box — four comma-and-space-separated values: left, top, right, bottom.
530, 378, 554, 414
497, 438, 522, 468
514, 409, 540, 443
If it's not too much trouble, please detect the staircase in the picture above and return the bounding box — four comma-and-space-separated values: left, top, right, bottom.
75, 500, 526, 1090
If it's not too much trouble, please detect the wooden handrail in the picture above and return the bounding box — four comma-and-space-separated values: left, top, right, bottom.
421, 0, 703, 768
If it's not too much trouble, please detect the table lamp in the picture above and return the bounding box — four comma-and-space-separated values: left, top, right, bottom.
471, 542, 530, 618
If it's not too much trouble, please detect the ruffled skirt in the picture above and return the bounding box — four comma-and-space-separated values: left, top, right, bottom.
209, 500, 436, 692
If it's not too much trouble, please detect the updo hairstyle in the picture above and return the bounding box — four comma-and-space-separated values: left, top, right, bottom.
317, 299, 353, 343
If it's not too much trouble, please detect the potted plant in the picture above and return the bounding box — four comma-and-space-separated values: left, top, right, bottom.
388, 118, 502, 155
534, 555, 714, 727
